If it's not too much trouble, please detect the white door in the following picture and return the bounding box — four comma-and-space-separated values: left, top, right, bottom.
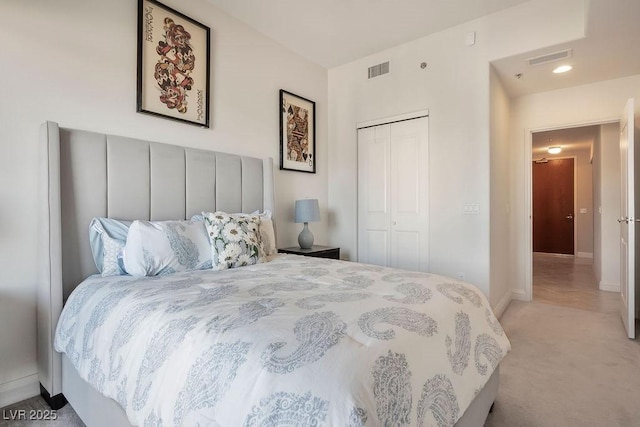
358, 117, 428, 271
390, 118, 429, 271
619, 98, 635, 339
358, 124, 391, 267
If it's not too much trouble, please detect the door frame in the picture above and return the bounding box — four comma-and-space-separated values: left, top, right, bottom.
523, 119, 618, 301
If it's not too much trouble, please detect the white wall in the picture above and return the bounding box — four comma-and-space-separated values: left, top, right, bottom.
489, 65, 512, 316
574, 148, 594, 257
0, 0, 327, 406
593, 129, 603, 280
595, 123, 621, 290
509, 75, 640, 300
328, 0, 586, 299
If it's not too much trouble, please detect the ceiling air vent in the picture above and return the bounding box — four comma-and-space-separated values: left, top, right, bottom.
527, 49, 572, 67
368, 61, 390, 79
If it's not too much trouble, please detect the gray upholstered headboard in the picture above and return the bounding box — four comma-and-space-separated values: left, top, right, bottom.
37, 121, 275, 400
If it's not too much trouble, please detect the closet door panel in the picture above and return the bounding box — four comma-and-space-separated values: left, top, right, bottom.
390, 118, 429, 271
393, 231, 420, 271
366, 230, 389, 267
358, 125, 391, 266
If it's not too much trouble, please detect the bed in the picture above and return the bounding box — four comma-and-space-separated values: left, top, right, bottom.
37, 121, 509, 426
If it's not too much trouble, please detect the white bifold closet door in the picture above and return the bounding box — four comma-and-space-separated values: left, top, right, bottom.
357, 116, 428, 272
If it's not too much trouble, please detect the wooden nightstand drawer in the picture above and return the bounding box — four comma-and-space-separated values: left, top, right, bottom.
278, 245, 340, 260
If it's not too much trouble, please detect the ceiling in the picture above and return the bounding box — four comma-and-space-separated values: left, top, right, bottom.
532, 125, 599, 158
205, 0, 529, 68
207, 0, 640, 97
492, 0, 640, 97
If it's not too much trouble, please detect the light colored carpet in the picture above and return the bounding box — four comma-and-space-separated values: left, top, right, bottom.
0, 396, 83, 427
485, 300, 640, 427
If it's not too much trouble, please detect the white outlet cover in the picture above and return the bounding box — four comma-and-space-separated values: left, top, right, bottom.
580, 208, 587, 214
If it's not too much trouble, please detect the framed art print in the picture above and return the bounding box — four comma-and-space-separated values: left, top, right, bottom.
137, 0, 210, 127
279, 90, 316, 173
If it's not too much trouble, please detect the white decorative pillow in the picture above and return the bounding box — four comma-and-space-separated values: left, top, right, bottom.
203, 212, 266, 270
89, 218, 132, 277
259, 217, 277, 256
250, 210, 277, 256
122, 220, 212, 277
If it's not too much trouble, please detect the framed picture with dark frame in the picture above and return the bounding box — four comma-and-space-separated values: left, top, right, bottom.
279, 90, 316, 173
137, 0, 210, 127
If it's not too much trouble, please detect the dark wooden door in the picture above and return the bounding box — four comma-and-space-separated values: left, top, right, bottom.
533, 158, 574, 254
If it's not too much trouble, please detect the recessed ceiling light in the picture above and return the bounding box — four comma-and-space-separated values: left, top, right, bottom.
548, 146, 562, 154
553, 65, 573, 74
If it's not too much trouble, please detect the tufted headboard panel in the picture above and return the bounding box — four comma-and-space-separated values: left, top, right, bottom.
37, 121, 275, 399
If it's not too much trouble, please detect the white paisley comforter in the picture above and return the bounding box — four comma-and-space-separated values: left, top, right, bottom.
54, 254, 510, 427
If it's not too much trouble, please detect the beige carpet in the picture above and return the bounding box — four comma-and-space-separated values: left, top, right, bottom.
0, 395, 83, 427
485, 300, 640, 427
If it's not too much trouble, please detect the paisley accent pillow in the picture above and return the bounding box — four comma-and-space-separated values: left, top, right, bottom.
122, 220, 212, 277
89, 217, 132, 277
203, 212, 266, 270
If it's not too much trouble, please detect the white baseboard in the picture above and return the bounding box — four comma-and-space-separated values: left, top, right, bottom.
599, 281, 620, 292
533, 252, 573, 258
576, 252, 593, 259
0, 374, 39, 408
511, 289, 529, 301
493, 290, 512, 319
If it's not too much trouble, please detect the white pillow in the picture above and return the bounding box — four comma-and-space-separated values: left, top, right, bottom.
123, 220, 212, 277
251, 210, 277, 256
203, 212, 266, 270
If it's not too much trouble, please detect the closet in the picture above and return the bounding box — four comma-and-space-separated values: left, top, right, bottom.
357, 115, 429, 272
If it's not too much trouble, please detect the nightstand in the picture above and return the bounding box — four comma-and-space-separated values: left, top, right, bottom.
278, 245, 340, 260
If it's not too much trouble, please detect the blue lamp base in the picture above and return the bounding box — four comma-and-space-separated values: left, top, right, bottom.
298, 222, 314, 249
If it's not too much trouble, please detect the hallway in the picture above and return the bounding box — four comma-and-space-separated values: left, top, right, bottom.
532, 253, 619, 313
486, 253, 640, 426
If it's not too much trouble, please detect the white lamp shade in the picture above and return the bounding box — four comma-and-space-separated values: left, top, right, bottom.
295, 199, 320, 223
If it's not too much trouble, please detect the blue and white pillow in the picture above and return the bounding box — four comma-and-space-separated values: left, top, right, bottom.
122, 219, 212, 277
202, 212, 266, 270
89, 217, 132, 277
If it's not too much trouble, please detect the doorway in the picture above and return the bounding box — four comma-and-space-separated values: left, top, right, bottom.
529, 125, 619, 311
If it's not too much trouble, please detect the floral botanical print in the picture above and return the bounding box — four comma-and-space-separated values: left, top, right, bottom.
55, 254, 510, 426
203, 212, 265, 270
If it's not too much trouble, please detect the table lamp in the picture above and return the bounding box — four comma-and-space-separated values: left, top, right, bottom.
295, 199, 320, 249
